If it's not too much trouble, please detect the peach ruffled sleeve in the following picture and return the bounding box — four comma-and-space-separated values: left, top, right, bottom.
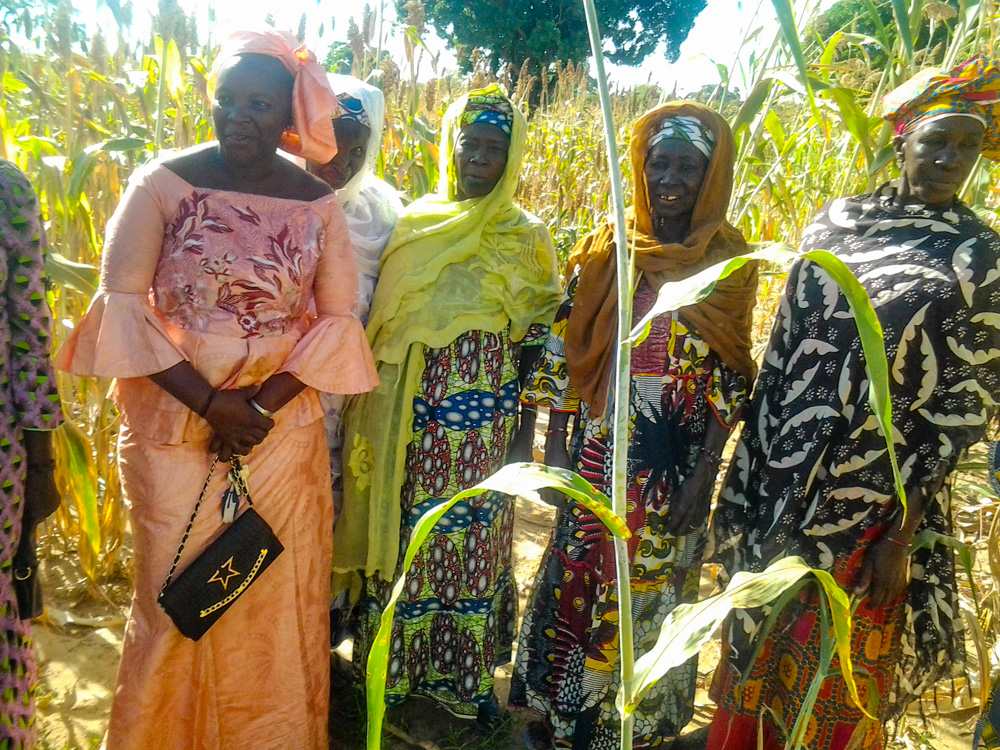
279, 198, 378, 394
54, 165, 186, 377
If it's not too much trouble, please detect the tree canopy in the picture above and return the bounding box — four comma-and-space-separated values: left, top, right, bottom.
407, 0, 707, 74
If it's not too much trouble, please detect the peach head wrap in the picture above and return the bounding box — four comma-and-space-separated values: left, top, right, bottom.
211, 30, 338, 164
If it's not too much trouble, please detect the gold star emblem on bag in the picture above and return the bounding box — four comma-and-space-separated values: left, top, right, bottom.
208, 557, 241, 591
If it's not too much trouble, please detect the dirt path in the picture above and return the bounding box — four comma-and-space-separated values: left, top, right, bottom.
33, 553, 125, 750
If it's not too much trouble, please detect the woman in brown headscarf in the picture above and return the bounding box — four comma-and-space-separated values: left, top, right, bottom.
509, 102, 758, 749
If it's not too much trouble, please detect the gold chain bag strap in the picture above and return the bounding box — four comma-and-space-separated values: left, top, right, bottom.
158, 456, 284, 641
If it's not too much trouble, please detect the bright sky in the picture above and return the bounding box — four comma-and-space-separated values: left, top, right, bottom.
69, 0, 833, 96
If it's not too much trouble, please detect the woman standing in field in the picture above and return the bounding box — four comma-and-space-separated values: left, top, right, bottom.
55, 30, 377, 749
307, 73, 401, 328
0, 160, 63, 750
707, 56, 1000, 750
306, 72, 402, 646
510, 101, 758, 750
333, 85, 562, 724
308, 74, 400, 472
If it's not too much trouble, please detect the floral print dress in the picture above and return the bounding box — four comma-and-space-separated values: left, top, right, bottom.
355, 323, 546, 717
55, 161, 376, 749
0, 160, 63, 750
509, 272, 748, 749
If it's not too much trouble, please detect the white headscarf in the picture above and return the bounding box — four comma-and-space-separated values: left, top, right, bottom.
321, 75, 402, 493
327, 74, 402, 304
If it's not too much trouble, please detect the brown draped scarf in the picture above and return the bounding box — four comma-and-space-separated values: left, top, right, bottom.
564, 101, 758, 415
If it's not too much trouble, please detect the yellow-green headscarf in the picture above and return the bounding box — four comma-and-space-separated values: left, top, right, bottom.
332, 85, 562, 590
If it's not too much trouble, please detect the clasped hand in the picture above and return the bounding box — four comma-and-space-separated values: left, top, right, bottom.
660, 458, 715, 535
205, 385, 274, 460
854, 535, 909, 609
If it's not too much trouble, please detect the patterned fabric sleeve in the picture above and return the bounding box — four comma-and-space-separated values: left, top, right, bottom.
707, 359, 749, 428
52, 165, 187, 378
520, 273, 580, 413
1, 160, 63, 430
519, 322, 550, 346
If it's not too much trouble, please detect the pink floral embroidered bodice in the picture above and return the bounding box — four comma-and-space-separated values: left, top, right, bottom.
54, 162, 378, 445
154, 189, 324, 338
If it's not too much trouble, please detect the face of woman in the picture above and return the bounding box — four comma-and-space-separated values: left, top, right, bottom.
895, 116, 985, 207
212, 55, 294, 167
455, 122, 509, 200
308, 118, 370, 190
644, 139, 709, 225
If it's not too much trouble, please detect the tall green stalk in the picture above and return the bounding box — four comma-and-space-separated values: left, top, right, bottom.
155, 38, 168, 152
375, 0, 386, 78
580, 1, 636, 749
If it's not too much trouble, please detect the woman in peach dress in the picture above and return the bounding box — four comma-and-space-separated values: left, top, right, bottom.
55, 31, 377, 749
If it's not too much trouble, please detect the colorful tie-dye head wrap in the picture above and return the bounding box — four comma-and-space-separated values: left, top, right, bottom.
458, 85, 514, 137
335, 94, 371, 129
647, 115, 716, 159
883, 55, 1000, 158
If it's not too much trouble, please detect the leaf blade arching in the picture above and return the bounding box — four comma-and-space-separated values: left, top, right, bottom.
622, 557, 872, 723
364, 462, 629, 750
890, 0, 915, 69
799, 248, 907, 517
770, 0, 821, 120
52, 421, 101, 576
809, 567, 872, 721
623, 557, 818, 713
733, 78, 773, 140
628, 244, 907, 518
45, 251, 99, 298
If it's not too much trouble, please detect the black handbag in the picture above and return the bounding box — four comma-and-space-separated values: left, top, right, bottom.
158, 457, 284, 641
13, 527, 42, 621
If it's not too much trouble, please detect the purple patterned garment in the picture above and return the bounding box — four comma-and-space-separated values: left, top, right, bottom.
0, 159, 63, 749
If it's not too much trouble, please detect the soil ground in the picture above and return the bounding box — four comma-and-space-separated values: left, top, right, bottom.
30, 442, 990, 750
